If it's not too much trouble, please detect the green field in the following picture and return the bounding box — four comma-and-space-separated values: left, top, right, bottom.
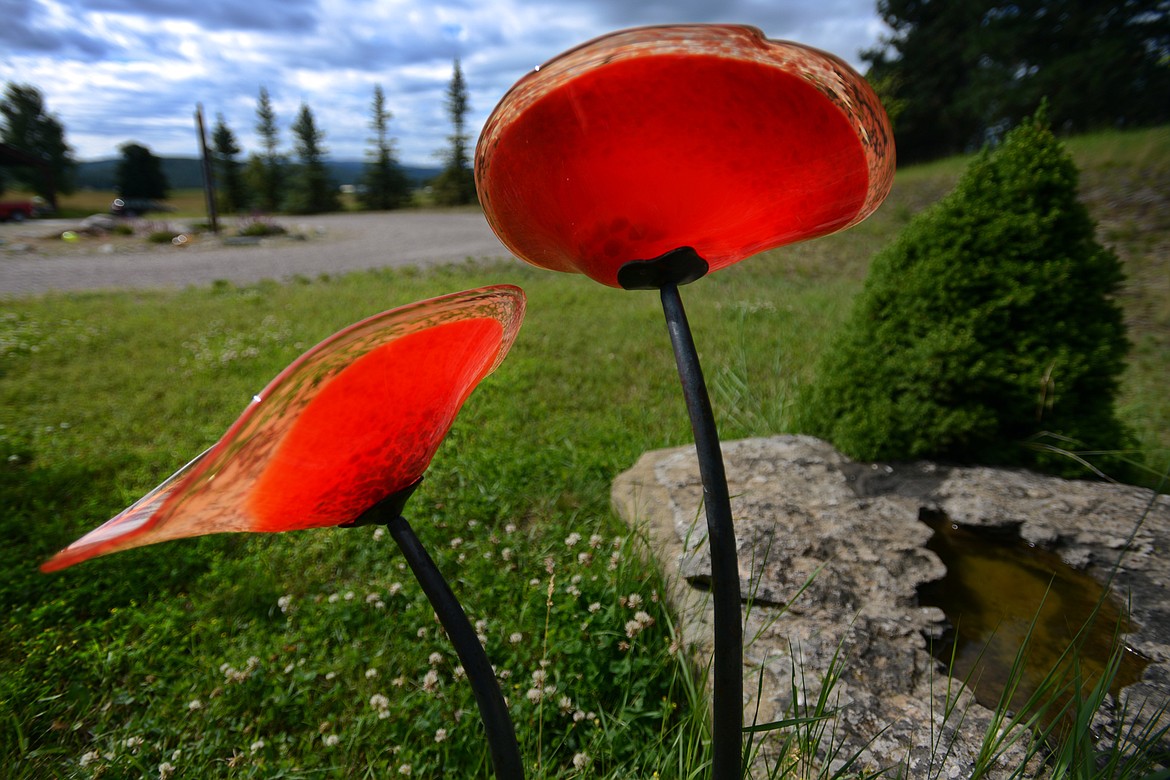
1, 126, 1167, 777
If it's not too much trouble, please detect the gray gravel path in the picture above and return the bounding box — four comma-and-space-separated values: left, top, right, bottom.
0, 211, 517, 297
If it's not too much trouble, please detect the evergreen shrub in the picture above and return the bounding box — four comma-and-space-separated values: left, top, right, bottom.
801, 113, 1133, 478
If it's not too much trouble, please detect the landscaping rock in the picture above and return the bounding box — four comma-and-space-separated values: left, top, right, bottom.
612, 435, 1170, 777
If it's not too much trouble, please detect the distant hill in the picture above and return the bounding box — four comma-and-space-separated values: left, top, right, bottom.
75, 157, 442, 191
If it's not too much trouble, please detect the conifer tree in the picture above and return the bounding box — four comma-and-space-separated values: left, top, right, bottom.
247, 86, 285, 212
802, 112, 1132, 479
211, 114, 247, 214
115, 142, 168, 200
0, 83, 75, 206
359, 84, 409, 210
432, 59, 476, 206
288, 103, 338, 214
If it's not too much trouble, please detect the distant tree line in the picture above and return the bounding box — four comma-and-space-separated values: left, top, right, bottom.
0, 59, 476, 214
865, 0, 1170, 163
210, 62, 475, 215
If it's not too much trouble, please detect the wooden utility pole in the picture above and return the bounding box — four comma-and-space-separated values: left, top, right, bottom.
194, 104, 219, 234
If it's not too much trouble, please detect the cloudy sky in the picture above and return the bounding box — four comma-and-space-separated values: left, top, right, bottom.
1, 0, 890, 166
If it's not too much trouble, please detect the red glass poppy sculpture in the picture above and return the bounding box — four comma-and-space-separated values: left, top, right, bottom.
476, 24, 894, 289
41, 285, 527, 779
475, 24, 895, 779
42, 285, 525, 572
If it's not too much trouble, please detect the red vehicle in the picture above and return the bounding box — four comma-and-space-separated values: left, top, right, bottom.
0, 201, 35, 222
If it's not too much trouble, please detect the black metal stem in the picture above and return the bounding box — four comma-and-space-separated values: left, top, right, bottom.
386, 514, 524, 780
660, 282, 743, 780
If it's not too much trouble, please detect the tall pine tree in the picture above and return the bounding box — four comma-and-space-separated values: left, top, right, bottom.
211, 114, 247, 214
359, 85, 409, 210
247, 86, 285, 212
431, 59, 476, 206
288, 103, 338, 215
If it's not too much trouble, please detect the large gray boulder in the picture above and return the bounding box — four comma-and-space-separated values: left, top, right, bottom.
612, 435, 1169, 777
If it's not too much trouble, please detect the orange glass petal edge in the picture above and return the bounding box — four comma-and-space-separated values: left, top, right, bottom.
475, 24, 896, 287
42, 285, 526, 573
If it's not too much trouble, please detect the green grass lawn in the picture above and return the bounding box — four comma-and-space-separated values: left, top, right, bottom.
1, 126, 1167, 778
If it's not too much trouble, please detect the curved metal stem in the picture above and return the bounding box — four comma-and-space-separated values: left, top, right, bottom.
660, 282, 744, 779
386, 514, 524, 780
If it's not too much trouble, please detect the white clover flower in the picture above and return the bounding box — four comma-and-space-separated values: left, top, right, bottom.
398, 764, 412, 775
372, 526, 386, 541
508, 632, 523, 644
325, 671, 337, 680
428, 652, 443, 666
370, 693, 390, 710
450, 537, 463, 548
158, 761, 176, 779
323, 734, 340, 747
475, 619, 488, 633
453, 665, 466, 681
573, 752, 590, 769
423, 669, 439, 692
577, 552, 593, 566
531, 669, 547, 686
627, 593, 643, 609
366, 592, 380, 603
501, 547, 513, 561
564, 532, 582, 547
526, 687, 543, 703
434, 728, 448, 742
328, 593, 341, 603
589, 534, 604, 548
277, 595, 293, 613
123, 736, 144, 750
188, 699, 203, 711
504, 523, 517, 534
558, 695, 574, 714
625, 620, 643, 638
79, 751, 100, 767
588, 602, 601, 614
392, 675, 406, 687
250, 739, 265, 753
416, 627, 428, 638
344, 591, 355, 601
366, 668, 379, 679
634, 610, 654, 628
389, 582, 402, 596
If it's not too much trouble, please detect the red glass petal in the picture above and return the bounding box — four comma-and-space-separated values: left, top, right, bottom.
476, 24, 895, 288
42, 285, 526, 572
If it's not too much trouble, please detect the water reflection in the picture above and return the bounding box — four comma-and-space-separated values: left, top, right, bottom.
917, 509, 1147, 725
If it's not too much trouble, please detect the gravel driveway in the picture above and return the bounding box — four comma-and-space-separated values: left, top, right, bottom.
0, 211, 518, 297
